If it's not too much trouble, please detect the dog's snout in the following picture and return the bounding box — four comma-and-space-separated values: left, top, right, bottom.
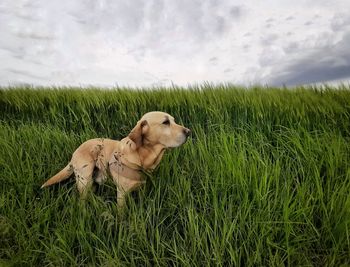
183, 128, 191, 137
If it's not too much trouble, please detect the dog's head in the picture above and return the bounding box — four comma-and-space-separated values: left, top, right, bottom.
128, 111, 191, 149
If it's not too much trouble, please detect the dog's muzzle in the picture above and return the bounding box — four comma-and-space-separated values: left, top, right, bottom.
183, 128, 191, 138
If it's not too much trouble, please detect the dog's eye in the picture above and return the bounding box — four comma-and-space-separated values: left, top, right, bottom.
162, 120, 170, 125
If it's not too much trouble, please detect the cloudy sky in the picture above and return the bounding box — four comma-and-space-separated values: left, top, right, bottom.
1, 0, 350, 87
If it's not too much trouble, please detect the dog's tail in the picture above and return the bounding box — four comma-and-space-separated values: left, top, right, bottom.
41, 163, 74, 188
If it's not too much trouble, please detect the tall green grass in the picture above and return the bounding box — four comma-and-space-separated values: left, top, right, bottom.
0, 85, 350, 266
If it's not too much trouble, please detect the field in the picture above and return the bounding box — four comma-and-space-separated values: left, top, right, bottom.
0, 85, 350, 266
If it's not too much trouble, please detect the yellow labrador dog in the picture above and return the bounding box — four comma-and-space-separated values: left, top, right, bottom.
41, 111, 191, 207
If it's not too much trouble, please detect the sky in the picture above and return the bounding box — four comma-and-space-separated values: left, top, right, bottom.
1, 0, 350, 88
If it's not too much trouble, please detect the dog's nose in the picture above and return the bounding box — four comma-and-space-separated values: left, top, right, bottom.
183, 128, 191, 137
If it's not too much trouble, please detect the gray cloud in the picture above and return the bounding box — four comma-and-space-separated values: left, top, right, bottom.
243, 44, 250, 51
267, 32, 350, 86
331, 13, 350, 32
13, 12, 40, 22
229, 6, 243, 18
260, 34, 279, 46
15, 31, 55, 40
283, 41, 299, 53
70, 0, 146, 35
5, 68, 46, 80
1, 0, 350, 87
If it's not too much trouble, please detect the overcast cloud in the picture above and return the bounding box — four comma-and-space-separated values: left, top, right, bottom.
1, 0, 350, 87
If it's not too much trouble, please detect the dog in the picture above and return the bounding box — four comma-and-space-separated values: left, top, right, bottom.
41, 111, 191, 207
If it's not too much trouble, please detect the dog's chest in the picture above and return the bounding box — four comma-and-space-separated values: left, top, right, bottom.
108, 150, 144, 185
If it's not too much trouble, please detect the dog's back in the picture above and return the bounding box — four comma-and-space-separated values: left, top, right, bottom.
41, 138, 121, 188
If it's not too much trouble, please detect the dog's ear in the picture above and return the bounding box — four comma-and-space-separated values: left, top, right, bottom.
128, 120, 149, 149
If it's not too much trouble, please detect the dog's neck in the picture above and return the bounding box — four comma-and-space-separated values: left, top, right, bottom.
120, 137, 166, 171
138, 143, 166, 170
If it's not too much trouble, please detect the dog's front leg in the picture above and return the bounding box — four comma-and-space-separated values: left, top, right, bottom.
109, 160, 145, 209
113, 176, 145, 208
116, 187, 126, 209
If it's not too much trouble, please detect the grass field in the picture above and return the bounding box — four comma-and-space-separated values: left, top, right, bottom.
0, 85, 350, 266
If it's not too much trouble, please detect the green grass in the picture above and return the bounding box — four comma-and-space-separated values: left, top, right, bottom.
0, 84, 350, 266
